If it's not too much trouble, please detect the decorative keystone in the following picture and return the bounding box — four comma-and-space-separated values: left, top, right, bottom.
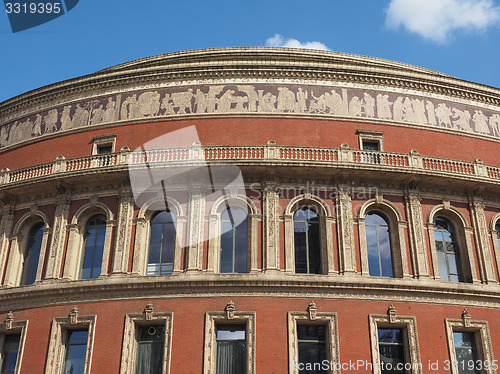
144, 303, 154, 320
462, 309, 471, 328
308, 301, 318, 320
225, 301, 236, 319
388, 304, 397, 323
69, 306, 79, 324
5, 311, 14, 330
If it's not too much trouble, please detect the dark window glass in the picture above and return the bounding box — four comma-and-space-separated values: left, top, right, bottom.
21, 222, 44, 285
62, 330, 88, 374
220, 208, 248, 273
80, 214, 106, 279
147, 211, 176, 275
294, 208, 321, 274
378, 328, 405, 374
434, 217, 461, 282
496, 223, 500, 252
362, 141, 380, 151
297, 325, 327, 374
366, 212, 393, 277
96, 145, 112, 154
0, 334, 21, 374
216, 325, 246, 374
135, 325, 165, 374
453, 331, 480, 374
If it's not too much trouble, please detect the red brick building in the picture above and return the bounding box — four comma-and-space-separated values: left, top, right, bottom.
0, 48, 499, 373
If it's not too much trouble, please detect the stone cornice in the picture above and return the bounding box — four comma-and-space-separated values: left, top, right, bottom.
1, 275, 500, 311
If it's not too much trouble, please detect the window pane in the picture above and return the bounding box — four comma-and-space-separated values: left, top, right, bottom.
81, 215, 106, 279
147, 211, 176, 275
62, 330, 88, 374
297, 325, 327, 374
220, 208, 248, 274
0, 334, 20, 374
294, 208, 321, 274
434, 216, 461, 282
21, 223, 44, 285
135, 325, 165, 374
366, 212, 393, 278
453, 332, 480, 374
378, 328, 405, 374
216, 325, 246, 374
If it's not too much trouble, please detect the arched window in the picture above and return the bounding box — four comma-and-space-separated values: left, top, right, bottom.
294, 207, 321, 274
434, 216, 461, 282
80, 214, 107, 279
147, 211, 176, 275
365, 212, 393, 277
220, 207, 248, 273
21, 222, 44, 285
496, 223, 500, 252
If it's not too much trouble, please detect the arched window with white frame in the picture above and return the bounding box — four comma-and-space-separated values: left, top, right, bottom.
293, 207, 321, 274
21, 222, 44, 285
220, 207, 248, 274
80, 214, 107, 279
147, 210, 176, 275
365, 211, 393, 278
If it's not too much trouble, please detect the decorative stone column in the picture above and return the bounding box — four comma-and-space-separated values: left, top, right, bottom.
62, 223, 80, 280
263, 185, 280, 272
44, 195, 71, 280
335, 186, 356, 274
469, 198, 496, 283
0, 206, 15, 284
112, 190, 134, 274
186, 186, 205, 272
404, 191, 430, 278
131, 217, 147, 275
35, 227, 51, 282
3, 235, 21, 287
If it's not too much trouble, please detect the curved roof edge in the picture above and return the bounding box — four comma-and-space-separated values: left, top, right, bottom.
1, 47, 500, 117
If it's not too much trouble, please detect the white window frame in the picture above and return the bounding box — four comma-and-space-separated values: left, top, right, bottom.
369, 306, 422, 374
119, 304, 173, 374
203, 303, 256, 373
0, 313, 28, 374
45, 308, 97, 374
91, 133, 117, 155
288, 303, 340, 374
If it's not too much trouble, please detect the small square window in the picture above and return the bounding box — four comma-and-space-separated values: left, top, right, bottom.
357, 129, 384, 152
96, 145, 113, 154
362, 141, 380, 151
91, 134, 117, 155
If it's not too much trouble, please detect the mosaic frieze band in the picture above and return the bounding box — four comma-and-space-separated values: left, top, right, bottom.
2, 83, 500, 149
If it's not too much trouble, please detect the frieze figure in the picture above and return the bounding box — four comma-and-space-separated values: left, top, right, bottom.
296, 87, 308, 113
412, 99, 427, 124
237, 85, 259, 112
32, 114, 43, 136
277, 87, 296, 112
402, 97, 415, 123
257, 90, 277, 112
473, 110, 490, 134
218, 89, 237, 112
44, 109, 59, 133
349, 96, 363, 117
161, 94, 176, 115
194, 89, 208, 113
393, 97, 404, 121
489, 114, 500, 137
102, 97, 116, 123
435, 103, 453, 128
60, 105, 73, 131
376, 93, 392, 119
426, 101, 437, 125
73, 104, 89, 127
0, 126, 8, 147
171, 89, 193, 114
363, 93, 375, 118
207, 86, 224, 112
310, 91, 327, 114
90, 105, 104, 125
452, 109, 472, 131
138, 91, 160, 117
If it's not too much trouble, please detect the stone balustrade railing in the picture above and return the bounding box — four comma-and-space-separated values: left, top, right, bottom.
1, 144, 499, 186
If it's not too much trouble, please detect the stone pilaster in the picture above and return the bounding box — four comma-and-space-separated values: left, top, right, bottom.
0, 206, 15, 284
335, 186, 356, 274
44, 196, 71, 280
263, 186, 280, 272
186, 186, 205, 272
469, 198, 496, 283
111, 190, 134, 274
405, 191, 430, 278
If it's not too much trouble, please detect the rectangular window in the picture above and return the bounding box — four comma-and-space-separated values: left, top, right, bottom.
297, 325, 327, 374
216, 324, 246, 374
452, 332, 480, 374
378, 328, 406, 374
362, 141, 380, 151
62, 330, 89, 374
0, 334, 21, 374
135, 325, 165, 374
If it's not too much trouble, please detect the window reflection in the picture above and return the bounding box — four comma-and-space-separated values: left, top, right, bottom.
366, 212, 393, 277
434, 217, 461, 282
147, 211, 176, 275
220, 208, 248, 273
294, 207, 321, 274
21, 222, 44, 285
80, 215, 106, 279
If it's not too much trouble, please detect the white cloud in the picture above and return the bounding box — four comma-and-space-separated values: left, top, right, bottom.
385, 0, 500, 43
265, 34, 331, 51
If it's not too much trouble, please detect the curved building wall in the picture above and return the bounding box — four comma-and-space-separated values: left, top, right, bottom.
0, 48, 499, 373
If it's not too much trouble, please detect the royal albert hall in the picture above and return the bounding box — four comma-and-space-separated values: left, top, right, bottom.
0, 47, 499, 374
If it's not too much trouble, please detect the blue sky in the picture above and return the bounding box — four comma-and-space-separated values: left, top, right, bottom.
1, 0, 500, 103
